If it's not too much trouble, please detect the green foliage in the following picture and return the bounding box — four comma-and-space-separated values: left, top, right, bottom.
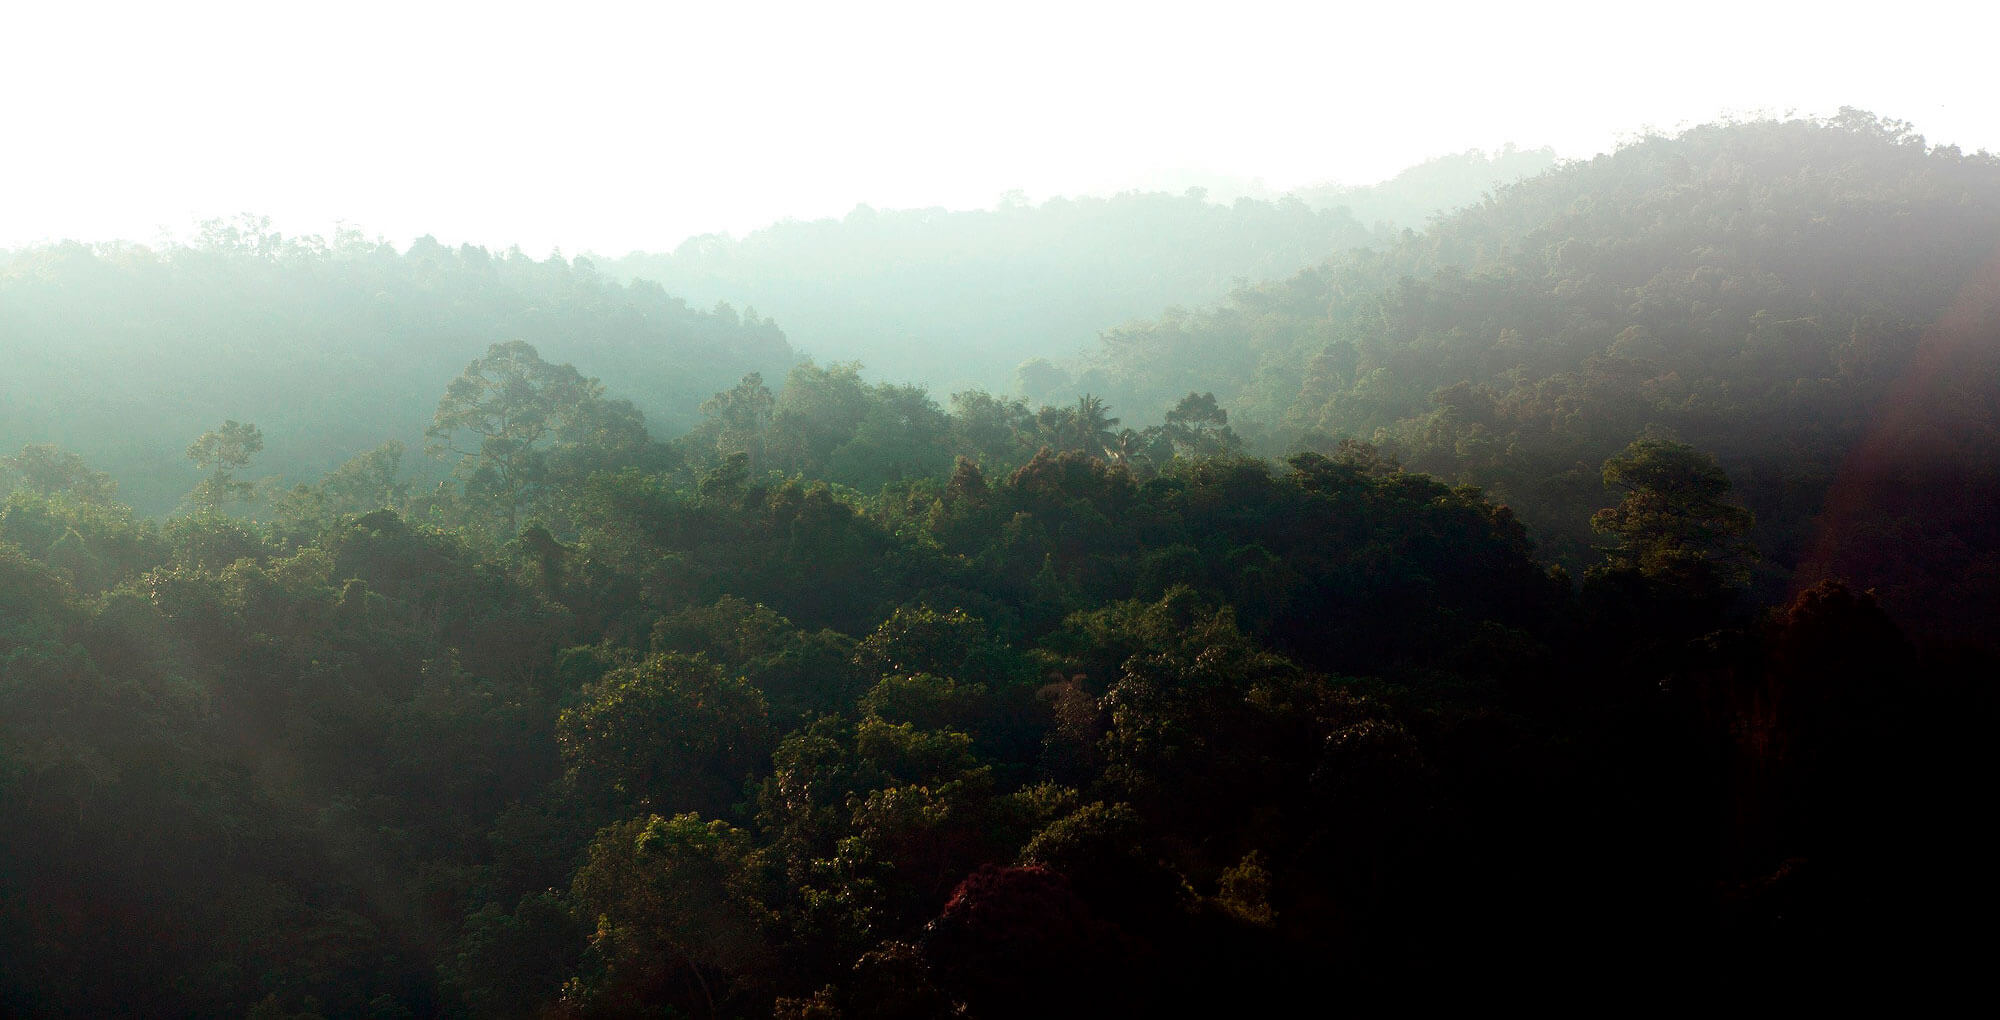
1090, 591, 1314, 821
695, 372, 778, 473
565, 813, 775, 1016
443, 892, 585, 1019
0, 485, 164, 591
0, 231, 790, 516
1034, 394, 1121, 456
854, 605, 991, 679
185, 419, 264, 512
1591, 438, 1757, 585
558, 652, 773, 817
426, 341, 608, 533
685, 362, 960, 493
949, 390, 1036, 465
651, 596, 863, 721
5, 113, 1997, 1017
2, 443, 119, 504
1159, 391, 1242, 459
1214, 851, 1274, 926
1076, 113, 2000, 635
270, 441, 411, 544
858, 674, 988, 733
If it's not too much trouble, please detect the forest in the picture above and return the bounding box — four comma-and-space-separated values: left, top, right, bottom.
0, 227, 792, 517
1, 113, 1995, 1016
601, 147, 1554, 396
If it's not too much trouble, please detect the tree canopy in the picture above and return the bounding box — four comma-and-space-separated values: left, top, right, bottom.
2, 113, 1995, 1016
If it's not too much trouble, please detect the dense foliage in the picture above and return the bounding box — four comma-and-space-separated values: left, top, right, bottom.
2, 115, 1996, 1015
5, 345, 1991, 1014
1075, 112, 2000, 642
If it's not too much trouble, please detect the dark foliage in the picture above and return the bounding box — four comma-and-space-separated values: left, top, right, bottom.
3, 115, 1995, 1016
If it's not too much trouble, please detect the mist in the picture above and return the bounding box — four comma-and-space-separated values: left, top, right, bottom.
5, 3, 2000, 1016
5, 1, 1993, 255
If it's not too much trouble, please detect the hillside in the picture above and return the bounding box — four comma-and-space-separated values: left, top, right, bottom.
1291, 144, 1561, 227
604, 192, 1373, 396
601, 151, 1558, 399
4, 113, 1997, 1015
7, 337, 1989, 1015
0, 226, 793, 515
1075, 111, 2000, 641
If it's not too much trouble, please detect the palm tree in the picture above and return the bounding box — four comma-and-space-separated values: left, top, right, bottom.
1073, 395, 1120, 452
1037, 394, 1121, 455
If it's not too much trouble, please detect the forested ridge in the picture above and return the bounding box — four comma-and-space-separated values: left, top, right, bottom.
599, 147, 1552, 396
2, 113, 1997, 1016
1074, 111, 2000, 643
604, 193, 1374, 399
0, 227, 792, 517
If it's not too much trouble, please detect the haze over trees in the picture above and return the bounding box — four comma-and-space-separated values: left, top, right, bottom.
1071, 111, 2000, 642
0, 226, 792, 516
1, 113, 1996, 1015
600, 149, 1552, 396
1288, 144, 1561, 227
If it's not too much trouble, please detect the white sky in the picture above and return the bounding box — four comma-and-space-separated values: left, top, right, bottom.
3, 0, 1995, 256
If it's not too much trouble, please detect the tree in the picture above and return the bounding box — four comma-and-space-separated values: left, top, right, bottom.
1159, 392, 1241, 458
443, 892, 585, 1019
921, 865, 1126, 1017
272, 441, 411, 541
853, 604, 992, 679
1590, 438, 1756, 587
556, 652, 772, 817
1035, 395, 1120, 456
426, 341, 602, 532
696, 372, 777, 473
1105, 428, 1150, 474
825, 383, 955, 490
1016, 358, 1072, 404
185, 420, 263, 512
949, 390, 1034, 465
565, 813, 775, 1017
2, 444, 119, 504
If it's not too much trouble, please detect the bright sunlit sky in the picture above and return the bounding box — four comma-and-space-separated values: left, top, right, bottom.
3, 0, 1995, 256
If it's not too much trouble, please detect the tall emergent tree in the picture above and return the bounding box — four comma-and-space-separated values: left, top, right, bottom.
1036, 394, 1120, 456
427, 341, 603, 532
1591, 438, 1757, 588
695, 372, 776, 474
185, 420, 263, 512
1160, 391, 1242, 458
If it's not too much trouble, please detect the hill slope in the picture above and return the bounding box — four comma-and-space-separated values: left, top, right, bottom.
1076, 111, 2000, 640
605, 192, 1373, 396
602, 151, 1558, 398
0, 227, 793, 514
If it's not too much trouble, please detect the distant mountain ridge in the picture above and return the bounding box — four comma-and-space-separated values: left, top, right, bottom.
0, 229, 792, 515
599, 148, 1555, 396
1290, 145, 1562, 227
